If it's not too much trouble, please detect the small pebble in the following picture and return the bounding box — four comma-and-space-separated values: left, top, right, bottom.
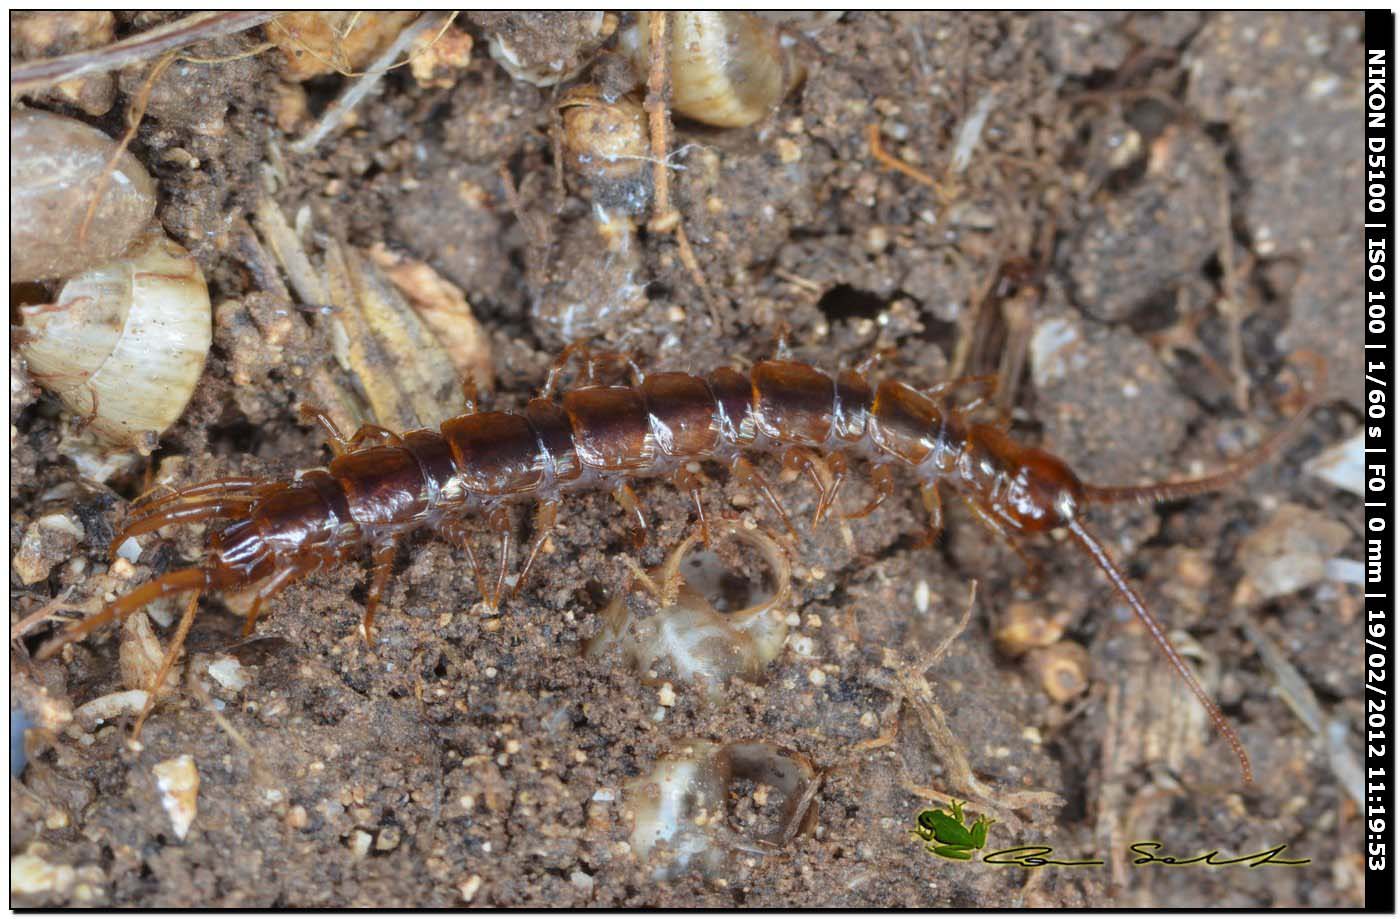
1304, 432, 1364, 497
349, 830, 372, 860
11, 851, 76, 897
459, 875, 483, 902
376, 827, 401, 851
205, 655, 249, 692
152, 755, 199, 840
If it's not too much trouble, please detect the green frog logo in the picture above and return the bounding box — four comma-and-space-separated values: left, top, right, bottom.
913, 799, 995, 861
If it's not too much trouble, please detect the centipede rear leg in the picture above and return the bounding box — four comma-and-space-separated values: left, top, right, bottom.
961, 493, 1044, 585
116, 497, 261, 545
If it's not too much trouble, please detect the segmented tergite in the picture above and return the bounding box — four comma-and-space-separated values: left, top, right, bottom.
39, 346, 1323, 785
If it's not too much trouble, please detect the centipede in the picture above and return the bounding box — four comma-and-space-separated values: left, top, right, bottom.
35, 344, 1325, 785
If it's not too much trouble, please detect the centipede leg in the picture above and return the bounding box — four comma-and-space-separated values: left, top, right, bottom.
512, 499, 560, 599
842, 462, 896, 520
132, 590, 201, 739
781, 447, 836, 528
361, 540, 400, 644
962, 495, 1042, 584
439, 518, 492, 607
673, 466, 710, 545
926, 375, 1004, 420
612, 482, 650, 547
732, 456, 796, 539
542, 342, 595, 398
914, 481, 944, 547
242, 563, 308, 637
345, 425, 403, 452
304, 403, 403, 455
300, 403, 351, 456
820, 453, 850, 526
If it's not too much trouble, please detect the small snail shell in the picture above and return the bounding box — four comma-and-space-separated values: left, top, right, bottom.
1025, 641, 1092, 704
558, 85, 650, 184
993, 601, 1071, 657
10, 109, 157, 283
18, 228, 212, 450
584, 522, 790, 699
626, 738, 818, 880
620, 12, 800, 128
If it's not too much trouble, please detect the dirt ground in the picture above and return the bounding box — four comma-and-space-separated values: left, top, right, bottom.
10, 11, 1366, 908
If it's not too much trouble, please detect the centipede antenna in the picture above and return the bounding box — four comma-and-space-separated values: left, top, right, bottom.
1065, 517, 1253, 785
1080, 350, 1324, 509
35, 566, 210, 661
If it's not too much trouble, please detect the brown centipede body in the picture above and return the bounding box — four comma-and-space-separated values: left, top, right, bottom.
36, 344, 1324, 785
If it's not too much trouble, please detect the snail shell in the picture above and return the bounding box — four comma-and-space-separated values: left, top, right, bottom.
558, 85, 650, 185
18, 228, 212, 450
10, 108, 157, 283
626, 738, 818, 879
584, 522, 790, 699
620, 12, 800, 128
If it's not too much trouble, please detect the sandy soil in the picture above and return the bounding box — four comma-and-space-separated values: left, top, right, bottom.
11, 11, 1364, 907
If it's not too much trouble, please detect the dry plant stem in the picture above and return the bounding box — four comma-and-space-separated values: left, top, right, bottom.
11, 11, 278, 92
290, 12, 455, 155
1214, 169, 1251, 412
866, 122, 940, 190
78, 52, 177, 246
641, 11, 723, 327
132, 591, 200, 738
855, 583, 1062, 817
10, 588, 81, 646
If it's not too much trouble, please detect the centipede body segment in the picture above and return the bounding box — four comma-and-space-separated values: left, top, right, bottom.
37, 345, 1324, 786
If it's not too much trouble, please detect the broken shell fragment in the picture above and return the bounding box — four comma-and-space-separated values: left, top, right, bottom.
626, 738, 819, 879
267, 12, 419, 82
17, 228, 212, 450
585, 522, 791, 699
12, 513, 84, 585
152, 755, 199, 841
10, 108, 156, 282
479, 12, 610, 86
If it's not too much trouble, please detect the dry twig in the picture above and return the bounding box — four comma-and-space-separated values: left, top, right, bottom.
12, 11, 277, 92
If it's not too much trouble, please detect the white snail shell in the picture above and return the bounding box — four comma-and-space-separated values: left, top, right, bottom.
10, 108, 157, 283
584, 522, 790, 699
626, 739, 818, 879
18, 228, 212, 450
620, 12, 799, 128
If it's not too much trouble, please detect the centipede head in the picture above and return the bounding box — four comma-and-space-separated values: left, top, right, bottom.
969, 425, 1085, 535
